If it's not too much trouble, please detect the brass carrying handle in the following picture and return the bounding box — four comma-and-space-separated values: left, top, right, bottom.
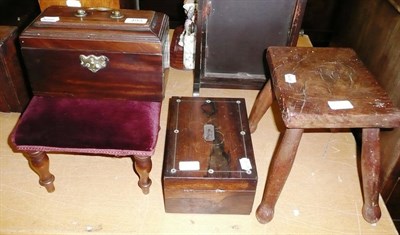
74, 8, 124, 19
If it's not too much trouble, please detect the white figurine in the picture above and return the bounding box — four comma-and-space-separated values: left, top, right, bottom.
179, 0, 197, 69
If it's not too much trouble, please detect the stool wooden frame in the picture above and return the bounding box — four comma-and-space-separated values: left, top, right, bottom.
249, 46, 400, 224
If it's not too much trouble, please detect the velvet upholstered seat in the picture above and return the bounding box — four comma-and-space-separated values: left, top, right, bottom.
12, 96, 161, 156
10, 96, 161, 194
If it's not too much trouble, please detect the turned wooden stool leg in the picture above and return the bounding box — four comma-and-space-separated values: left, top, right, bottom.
25, 151, 55, 193
256, 128, 304, 224
361, 128, 381, 223
132, 156, 152, 195
249, 80, 274, 133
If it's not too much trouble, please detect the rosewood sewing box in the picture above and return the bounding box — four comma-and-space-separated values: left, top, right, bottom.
163, 97, 258, 214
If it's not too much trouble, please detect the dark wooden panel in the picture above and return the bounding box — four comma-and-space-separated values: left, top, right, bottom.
194, 0, 307, 93
0, 26, 30, 112
332, 0, 400, 107
0, 0, 39, 112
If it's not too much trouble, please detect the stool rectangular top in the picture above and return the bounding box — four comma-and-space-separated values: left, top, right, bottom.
267, 46, 400, 128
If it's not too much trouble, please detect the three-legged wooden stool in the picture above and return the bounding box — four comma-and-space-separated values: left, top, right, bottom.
249, 47, 400, 224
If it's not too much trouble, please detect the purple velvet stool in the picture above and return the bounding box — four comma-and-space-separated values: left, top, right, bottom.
10, 96, 161, 194
8, 6, 170, 195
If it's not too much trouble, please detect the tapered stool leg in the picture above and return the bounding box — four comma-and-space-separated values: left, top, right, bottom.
25, 151, 55, 193
133, 156, 152, 195
361, 128, 381, 223
256, 128, 304, 224
249, 80, 274, 133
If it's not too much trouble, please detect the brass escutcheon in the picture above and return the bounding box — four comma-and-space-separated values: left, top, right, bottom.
79, 55, 109, 73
